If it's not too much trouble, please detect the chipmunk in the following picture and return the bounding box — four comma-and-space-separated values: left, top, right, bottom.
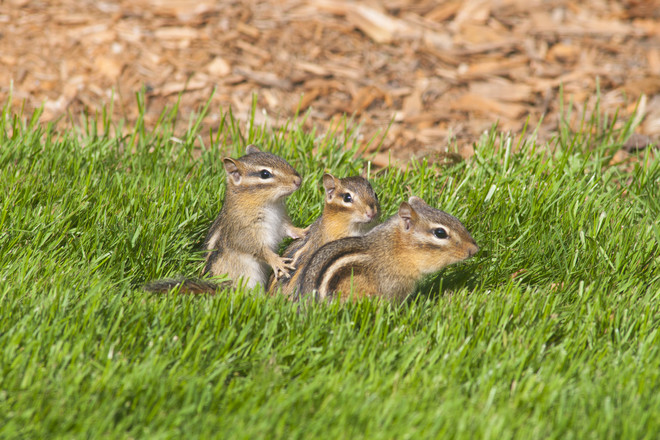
294, 196, 478, 302
267, 173, 380, 297
145, 144, 306, 294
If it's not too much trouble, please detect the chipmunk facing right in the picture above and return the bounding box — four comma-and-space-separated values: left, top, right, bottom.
201, 145, 306, 287
295, 196, 478, 302
268, 173, 380, 297
145, 144, 305, 294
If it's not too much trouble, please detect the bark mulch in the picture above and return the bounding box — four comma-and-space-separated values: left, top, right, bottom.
1, 0, 659, 165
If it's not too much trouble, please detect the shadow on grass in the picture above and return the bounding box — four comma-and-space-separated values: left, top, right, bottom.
425, 271, 480, 300
415, 257, 485, 302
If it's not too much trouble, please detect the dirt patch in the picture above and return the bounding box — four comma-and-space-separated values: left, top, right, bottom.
1, 0, 659, 163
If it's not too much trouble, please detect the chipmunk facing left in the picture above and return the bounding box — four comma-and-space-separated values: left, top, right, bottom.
145, 144, 306, 293
294, 196, 478, 302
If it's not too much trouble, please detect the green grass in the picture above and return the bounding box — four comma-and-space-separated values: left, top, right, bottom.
1, 95, 659, 439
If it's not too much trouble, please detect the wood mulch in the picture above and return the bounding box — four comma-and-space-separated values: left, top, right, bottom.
1, 0, 659, 165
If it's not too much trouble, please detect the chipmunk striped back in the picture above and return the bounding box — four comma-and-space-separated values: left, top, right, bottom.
295, 196, 478, 302
268, 173, 380, 297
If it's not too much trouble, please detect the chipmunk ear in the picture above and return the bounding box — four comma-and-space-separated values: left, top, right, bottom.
322, 173, 337, 201
407, 196, 427, 209
398, 201, 418, 231
245, 144, 261, 155
223, 157, 242, 184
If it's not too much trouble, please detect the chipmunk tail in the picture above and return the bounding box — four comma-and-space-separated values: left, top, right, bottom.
144, 278, 227, 295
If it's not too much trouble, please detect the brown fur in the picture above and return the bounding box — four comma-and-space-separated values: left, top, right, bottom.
145, 145, 305, 293
268, 173, 380, 297
295, 196, 478, 302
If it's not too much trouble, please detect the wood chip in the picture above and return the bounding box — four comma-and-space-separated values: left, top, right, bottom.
449, 39, 519, 56
144, 0, 216, 20
95, 56, 123, 81
345, 4, 407, 44
296, 88, 320, 111
234, 68, 293, 90
532, 20, 644, 37
609, 149, 631, 165
236, 40, 271, 60
425, 1, 461, 22
2, 0, 658, 163
295, 61, 330, 76
207, 57, 231, 77
648, 48, 660, 75
622, 77, 660, 96
402, 88, 422, 118
156, 79, 208, 96
469, 79, 534, 103
236, 22, 261, 39
622, 133, 656, 152
546, 43, 581, 63
153, 27, 200, 40
352, 86, 384, 113
450, 93, 527, 119
450, 0, 491, 31
458, 56, 529, 81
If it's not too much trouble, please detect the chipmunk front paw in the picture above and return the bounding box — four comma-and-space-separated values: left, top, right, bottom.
272, 257, 297, 280
287, 225, 308, 240
266, 252, 297, 280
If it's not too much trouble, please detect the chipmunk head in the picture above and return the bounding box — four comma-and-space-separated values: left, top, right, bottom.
223, 144, 302, 201
322, 173, 380, 235
396, 196, 478, 275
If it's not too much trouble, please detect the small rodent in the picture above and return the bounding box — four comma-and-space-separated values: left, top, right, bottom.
294, 196, 478, 302
268, 173, 380, 297
145, 144, 305, 293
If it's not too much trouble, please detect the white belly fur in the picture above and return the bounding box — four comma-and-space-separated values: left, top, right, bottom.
260, 204, 286, 251
235, 252, 267, 288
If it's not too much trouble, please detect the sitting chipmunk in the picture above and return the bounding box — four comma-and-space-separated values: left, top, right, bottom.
268, 173, 380, 297
294, 196, 478, 302
145, 144, 306, 293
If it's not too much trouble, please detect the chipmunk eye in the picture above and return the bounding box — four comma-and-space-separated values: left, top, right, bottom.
259, 169, 272, 179
434, 228, 448, 239
342, 193, 353, 203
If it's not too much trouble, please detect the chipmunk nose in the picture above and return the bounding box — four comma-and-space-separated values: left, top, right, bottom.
467, 243, 479, 258
293, 176, 302, 187
367, 204, 379, 219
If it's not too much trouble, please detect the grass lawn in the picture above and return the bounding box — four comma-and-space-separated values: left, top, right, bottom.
1, 97, 659, 439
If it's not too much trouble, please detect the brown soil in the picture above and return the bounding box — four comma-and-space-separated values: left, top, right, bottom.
1, 0, 659, 164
